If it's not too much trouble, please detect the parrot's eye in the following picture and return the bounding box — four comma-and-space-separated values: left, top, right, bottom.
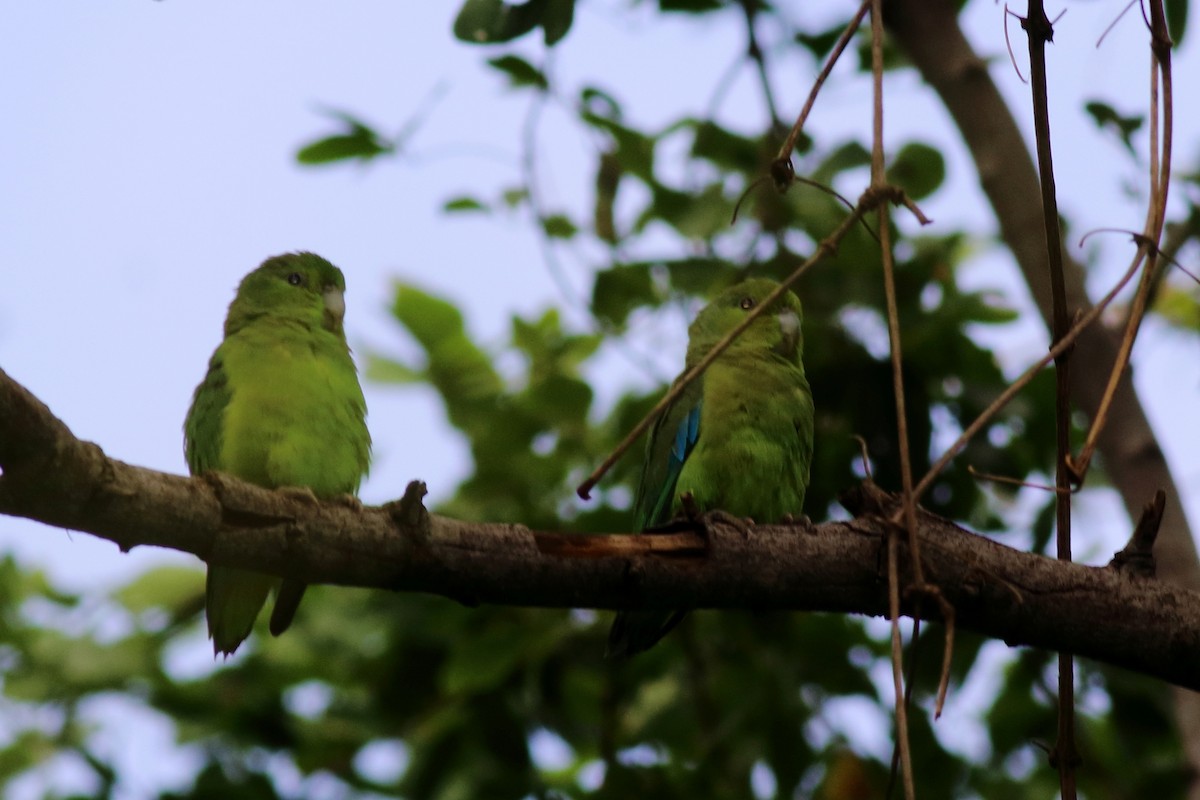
739, 296, 755, 310
287, 272, 304, 287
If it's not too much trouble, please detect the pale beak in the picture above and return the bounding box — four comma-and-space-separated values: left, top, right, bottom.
323, 285, 346, 329
776, 309, 800, 356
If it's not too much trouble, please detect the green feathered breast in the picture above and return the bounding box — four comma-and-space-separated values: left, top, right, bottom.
185, 252, 370, 656
608, 278, 814, 657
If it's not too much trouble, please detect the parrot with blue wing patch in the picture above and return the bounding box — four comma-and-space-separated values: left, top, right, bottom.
607, 278, 814, 657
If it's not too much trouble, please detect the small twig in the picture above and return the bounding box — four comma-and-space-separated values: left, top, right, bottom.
931, 598, 956, 718
1066, 240, 1154, 483
773, 1, 871, 168
967, 464, 1067, 494
869, 3, 918, 797
853, 435, 875, 480
1080, 227, 1200, 287
1002, 5, 1030, 84
732, 175, 880, 246
1022, 1, 1078, 793
1140, 219, 1200, 309
1096, 1, 1140, 49
737, 0, 783, 133
886, 519, 916, 800
1067, 1, 1173, 486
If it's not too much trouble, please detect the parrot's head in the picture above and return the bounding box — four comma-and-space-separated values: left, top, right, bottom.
688, 278, 804, 365
225, 252, 350, 337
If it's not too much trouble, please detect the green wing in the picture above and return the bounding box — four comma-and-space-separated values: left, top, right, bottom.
608, 377, 703, 658
183, 349, 229, 475
182, 349, 265, 655
632, 378, 704, 529
184, 345, 279, 657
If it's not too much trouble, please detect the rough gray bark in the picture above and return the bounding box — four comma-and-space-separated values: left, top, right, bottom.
884, 1, 1200, 792
2, 367, 1199, 690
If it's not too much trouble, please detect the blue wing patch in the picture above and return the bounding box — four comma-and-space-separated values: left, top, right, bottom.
671, 402, 701, 470
639, 399, 703, 529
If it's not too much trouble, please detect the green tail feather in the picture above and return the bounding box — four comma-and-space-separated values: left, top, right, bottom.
269, 579, 307, 636
206, 566, 279, 656
607, 610, 688, 658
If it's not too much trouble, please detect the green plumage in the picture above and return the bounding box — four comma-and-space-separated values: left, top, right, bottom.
185, 252, 370, 656
608, 278, 814, 657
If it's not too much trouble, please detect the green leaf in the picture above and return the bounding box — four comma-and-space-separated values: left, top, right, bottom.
795, 23, 850, 59
453, 0, 574, 46
886, 142, 946, 200
590, 258, 737, 326
1153, 284, 1200, 331
1166, 0, 1188, 47
659, 0, 723, 12
690, 120, 761, 173
113, 566, 202, 614
664, 257, 739, 294
501, 186, 530, 207
363, 352, 424, 384
855, 31, 908, 71
296, 132, 391, 165
540, 0, 575, 45
6, 631, 156, 699
443, 195, 490, 213
526, 374, 593, 425
579, 86, 623, 121
486, 55, 548, 90
539, 213, 577, 239
453, 0, 540, 43
392, 283, 469, 348
592, 264, 655, 326
580, 113, 656, 182
643, 183, 733, 239
0, 731, 59, 778
811, 140, 871, 184
296, 110, 393, 165
1084, 100, 1143, 155
593, 151, 621, 243
389, 283, 505, 434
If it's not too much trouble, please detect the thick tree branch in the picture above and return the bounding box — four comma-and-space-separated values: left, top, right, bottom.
2, 368, 1199, 690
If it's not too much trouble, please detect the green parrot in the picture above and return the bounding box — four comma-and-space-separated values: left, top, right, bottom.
607, 278, 814, 658
185, 252, 371, 656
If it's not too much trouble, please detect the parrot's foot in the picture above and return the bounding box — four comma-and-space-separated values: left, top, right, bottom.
706, 510, 755, 539
679, 491, 702, 521
200, 470, 240, 498
277, 485, 320, 505
331, 492, 363, 510
679, 494, 754, 539
781, 513, 814, 530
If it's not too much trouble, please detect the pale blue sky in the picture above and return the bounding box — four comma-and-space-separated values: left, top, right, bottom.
1, 2, 1199, 796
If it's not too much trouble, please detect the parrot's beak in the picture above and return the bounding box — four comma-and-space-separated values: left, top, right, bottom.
323, 285, 346, 331
775, 309, 800, 357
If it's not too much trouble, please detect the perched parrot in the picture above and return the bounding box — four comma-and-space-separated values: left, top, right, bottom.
607, 278, 814, 658
184, 252, 371, 656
